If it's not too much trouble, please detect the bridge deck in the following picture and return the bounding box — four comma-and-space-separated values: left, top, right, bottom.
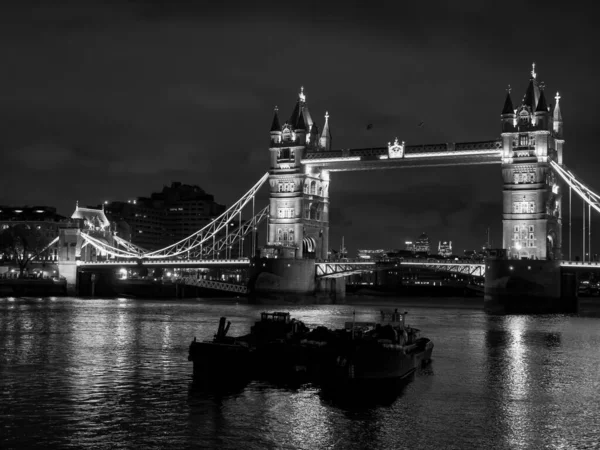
78, 258, 251, 269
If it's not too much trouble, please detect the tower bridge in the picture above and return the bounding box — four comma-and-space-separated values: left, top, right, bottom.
50, 65, 600, 312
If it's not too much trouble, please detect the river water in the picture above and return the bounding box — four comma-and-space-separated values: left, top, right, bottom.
1, 296, 599, 449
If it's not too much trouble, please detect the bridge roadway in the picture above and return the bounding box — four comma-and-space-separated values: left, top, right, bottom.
77, 258, 252, 269
78, 257, 486, 275
77, 258, 600, 279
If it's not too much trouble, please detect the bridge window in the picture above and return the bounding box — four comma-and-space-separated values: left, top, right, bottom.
519, 134, 529, 146
278, 182, 294, 192
283, 230, 288, 241
529, 225, 534, 232
282, 128, 292, 141
277, 208, 294, 218
304, 183, 309, 194
288, 229, 294, 241
513, 201, 535, 213
529, 173, 535, 183
310, 181, 316, 195
277, 228, 283, 242
278, 148, 292, 160
318, 186, 323, 196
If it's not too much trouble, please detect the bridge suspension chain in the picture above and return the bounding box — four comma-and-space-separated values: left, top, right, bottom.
80, 233, 142, 259
193, 205, 269, 259
113, 235, 147, 254
75, 173, 270, 260
551, 161, 600, 212
551, 161, 600, 262
141, 172, 269, 258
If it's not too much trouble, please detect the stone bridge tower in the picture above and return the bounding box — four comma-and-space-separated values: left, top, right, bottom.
264, 88, 331, 260
501, 64, 563, 260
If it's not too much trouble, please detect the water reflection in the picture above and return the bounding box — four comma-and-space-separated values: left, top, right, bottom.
2, 298, 600, 449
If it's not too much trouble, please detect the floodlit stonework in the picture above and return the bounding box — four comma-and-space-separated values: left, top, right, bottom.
500, 64, 563, 260
265, 88, 331, 259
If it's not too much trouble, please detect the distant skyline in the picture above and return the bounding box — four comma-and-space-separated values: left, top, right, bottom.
1, 1, 599, 257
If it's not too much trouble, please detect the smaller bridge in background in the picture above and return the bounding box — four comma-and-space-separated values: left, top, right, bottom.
316, 259, 486, 279
178, 276, 249, 294
560, 261, 600, 272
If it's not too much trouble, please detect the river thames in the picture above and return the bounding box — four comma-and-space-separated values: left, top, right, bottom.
1, 296, 599, 449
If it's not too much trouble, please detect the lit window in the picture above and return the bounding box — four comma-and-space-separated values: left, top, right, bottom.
519, 134, 528, 146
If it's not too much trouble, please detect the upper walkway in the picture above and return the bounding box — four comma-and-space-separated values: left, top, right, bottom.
302, 140, 502, 172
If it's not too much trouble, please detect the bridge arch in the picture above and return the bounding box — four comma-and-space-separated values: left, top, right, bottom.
303, 237, 316, 254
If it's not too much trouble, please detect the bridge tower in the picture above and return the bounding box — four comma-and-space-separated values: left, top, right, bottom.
265, 88, 331, 260
501, 64, 563, 260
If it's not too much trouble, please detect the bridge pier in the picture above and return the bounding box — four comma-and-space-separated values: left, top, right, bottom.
484, 259, 578, 314
315, 277, 346, 303
249, 258, 317, 302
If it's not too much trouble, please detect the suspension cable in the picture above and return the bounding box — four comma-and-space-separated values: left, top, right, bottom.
141, 172, 269, 258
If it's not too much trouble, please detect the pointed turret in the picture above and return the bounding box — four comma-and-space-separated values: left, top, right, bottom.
289, 86, 314, 132
295, 109, 306, 131
502, 89, 514, 115
319, 111, 331, 150
501, 86, 516, 133
553, 92, 563, 137
270, 106, 282, 145
308, 123, 319, 148
535, 87, 548, 112
270, 106, 281, 132
534, 84, 550, 130
289, 99, 301, 128
522, 62, 540, 111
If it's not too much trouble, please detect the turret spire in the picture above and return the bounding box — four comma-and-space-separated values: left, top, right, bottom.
535, 84, 548, 112
523, 62, 540, 111
502, 85, 514, 115
296, 108, 306, 131
554, 92, 563, 121
553, 91, 563, 136
299, 86, 306, 103
270, 106, 281, 132
319, 111, 331, 150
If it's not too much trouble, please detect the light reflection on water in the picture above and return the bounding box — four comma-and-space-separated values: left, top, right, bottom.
1, 297, 600, 449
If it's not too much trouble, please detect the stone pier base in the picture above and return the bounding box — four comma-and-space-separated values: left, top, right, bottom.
484, 259, 578, 314
315, 277, 346, 303
57, 261, 78, 295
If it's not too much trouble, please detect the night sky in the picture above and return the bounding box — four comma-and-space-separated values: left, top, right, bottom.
1, 1, 599, 257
